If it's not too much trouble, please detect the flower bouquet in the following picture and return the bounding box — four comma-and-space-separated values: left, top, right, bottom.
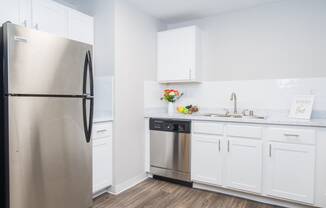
161, 89, 183, 115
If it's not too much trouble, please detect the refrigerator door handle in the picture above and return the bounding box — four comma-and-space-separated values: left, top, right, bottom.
82, 96, 93, 143
87, 51, 94, 142
87, 50, 94, 98
82, 51, 94, 143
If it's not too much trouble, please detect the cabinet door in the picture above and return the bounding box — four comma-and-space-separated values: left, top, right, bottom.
191, 135, 222, 186
266, 142, 315, 204
93, 137, 112, 194
68, 9, 94, 44
225, 138, 262, 194
31, 0, 68, 37
157, 26, 197, 82
0, 0, 30, 26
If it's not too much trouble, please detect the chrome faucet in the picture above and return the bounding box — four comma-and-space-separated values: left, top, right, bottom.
230, 92, 238, 114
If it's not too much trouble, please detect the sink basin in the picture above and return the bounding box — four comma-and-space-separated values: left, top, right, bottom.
199, 113, 231, 118
242, 115, 266, 120
196, 113, 266, 120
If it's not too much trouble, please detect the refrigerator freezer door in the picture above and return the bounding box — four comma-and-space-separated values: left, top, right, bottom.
3, 23, 92, 95
8, 96, 92, 208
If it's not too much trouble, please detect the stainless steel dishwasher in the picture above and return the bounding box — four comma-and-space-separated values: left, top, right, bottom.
150, 118, 191, 182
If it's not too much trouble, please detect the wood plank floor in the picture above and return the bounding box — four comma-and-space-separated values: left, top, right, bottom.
93, 179, 281, 208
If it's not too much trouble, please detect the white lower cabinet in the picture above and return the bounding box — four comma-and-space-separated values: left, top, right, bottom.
92, 121, 113, 195
265, 142, 315, 204
191, 134, 222, 186
191, 121, 319, 207
225, 137, 262, 194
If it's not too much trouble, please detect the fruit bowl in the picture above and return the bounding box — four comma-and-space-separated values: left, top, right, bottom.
177, 105, 199, 115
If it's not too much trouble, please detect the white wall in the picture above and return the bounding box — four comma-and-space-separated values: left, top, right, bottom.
90, 0, 115, 77
61, 0, 164, 190
94, 76, 113, 118
113, 0, 164, 190
167, 0, 326, 81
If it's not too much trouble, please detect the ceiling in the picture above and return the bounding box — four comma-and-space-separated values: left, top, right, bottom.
54, 0, 92, 14
57, 0, 283, 23
127, 0, 282, 23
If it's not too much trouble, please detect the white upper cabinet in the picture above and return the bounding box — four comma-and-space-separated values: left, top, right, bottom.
0, 0, 94, 44
0, 0, 31, 26
31, 0, 68, 37
68, 9, 94, 44
157, 26, 201, 83
265, 142, 315, 204
225, 137, 263, 194
0, 0, 21, 25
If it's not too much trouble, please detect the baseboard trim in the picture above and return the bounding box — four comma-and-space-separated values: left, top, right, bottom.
108, 173, 148, 195
194, 183, 316, 208
93, 186, 111, 199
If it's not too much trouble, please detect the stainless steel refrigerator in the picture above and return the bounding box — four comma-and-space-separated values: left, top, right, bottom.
0, 23, 94, 208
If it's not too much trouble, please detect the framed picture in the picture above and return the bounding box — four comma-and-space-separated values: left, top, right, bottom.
289, 95, 315, 120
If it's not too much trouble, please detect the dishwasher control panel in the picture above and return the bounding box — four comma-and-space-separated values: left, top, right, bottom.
150, 118, 191, 133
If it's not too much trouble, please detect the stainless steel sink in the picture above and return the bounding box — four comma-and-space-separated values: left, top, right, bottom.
242, 115, 266, 120
196, 113, 266, 120
199, 113, 231, 118
195, 93, 266, 120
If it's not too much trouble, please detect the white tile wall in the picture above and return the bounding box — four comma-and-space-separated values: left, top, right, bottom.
94, 76, 113, 118
144, 77, 326, 117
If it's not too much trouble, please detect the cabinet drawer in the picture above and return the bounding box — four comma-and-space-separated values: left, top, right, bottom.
93, 137, 112, 147
226, 125, 262, 139
265, 127, 315, 145
92, 122, 112, 139
193, 134, 220, 144
193, 122, 224, 135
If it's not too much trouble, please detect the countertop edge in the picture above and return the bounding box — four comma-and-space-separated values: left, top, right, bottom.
93, 117, 114, 123
144, 114, 326, 128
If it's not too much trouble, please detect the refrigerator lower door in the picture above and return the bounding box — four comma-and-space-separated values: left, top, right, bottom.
8, 96, 92, 208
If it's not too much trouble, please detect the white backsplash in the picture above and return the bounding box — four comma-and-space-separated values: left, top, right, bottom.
144, 77, 326, 118
94, 76, 114, 118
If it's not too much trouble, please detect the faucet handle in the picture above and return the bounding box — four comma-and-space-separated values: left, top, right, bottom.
242, 109, 249, 116
223, 108, 230, 115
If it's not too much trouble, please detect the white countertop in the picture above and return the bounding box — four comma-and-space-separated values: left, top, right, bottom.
144, 112, 326, 128
93, 114, 113, 123
93, 117, 113, 123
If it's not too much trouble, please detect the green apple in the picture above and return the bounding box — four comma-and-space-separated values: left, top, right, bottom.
183, 108, 189, 114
